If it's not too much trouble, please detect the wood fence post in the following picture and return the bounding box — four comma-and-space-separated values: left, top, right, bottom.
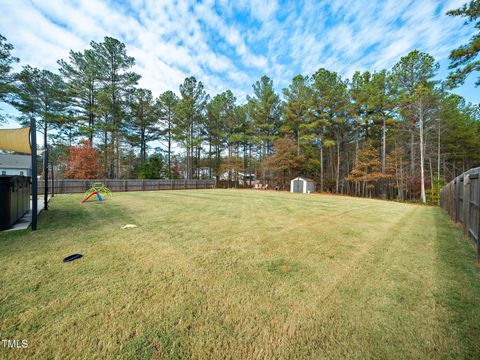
142, 179, 145, 191
124, 180, 127, 192
453, 179, 457, 222
463, 174, 470, 239
184, 180, 187, 189
478, 239, 480, 268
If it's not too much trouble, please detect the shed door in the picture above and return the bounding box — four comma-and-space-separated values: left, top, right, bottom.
293, 179, 302, 193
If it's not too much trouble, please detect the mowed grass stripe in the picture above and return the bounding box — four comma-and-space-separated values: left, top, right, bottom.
0, 190, 479, 359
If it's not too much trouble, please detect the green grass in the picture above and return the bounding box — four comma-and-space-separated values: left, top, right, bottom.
1, 190, 479, 359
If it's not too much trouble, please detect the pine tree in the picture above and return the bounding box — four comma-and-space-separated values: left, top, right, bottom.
310, 68, 348, 192
247, 76, 281, 159
14, 66, 67, 149
392, 50, 440, 202
0, 34, 19, 122
447, 0, 480, 87
58, 49, 101, 145
92, 36, 140, 178
174, 76, 208, 179
127, 88, 157, 165
157, 90, 179, 177
282, 75, 312, 155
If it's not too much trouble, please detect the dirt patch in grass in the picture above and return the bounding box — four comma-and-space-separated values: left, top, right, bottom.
265, 259, 300, 276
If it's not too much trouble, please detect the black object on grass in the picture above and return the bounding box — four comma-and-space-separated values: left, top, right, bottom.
63, 254, 83, 263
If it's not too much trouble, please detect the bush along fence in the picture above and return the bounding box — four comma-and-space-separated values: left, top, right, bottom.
37, 179, 216, 195
440, 167, 480, 265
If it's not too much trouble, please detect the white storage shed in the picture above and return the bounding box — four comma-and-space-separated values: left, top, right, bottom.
290, 177, 315, 193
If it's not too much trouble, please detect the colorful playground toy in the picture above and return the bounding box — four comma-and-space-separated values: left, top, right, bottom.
81, 183, 112, 204
80, 191, 102, 204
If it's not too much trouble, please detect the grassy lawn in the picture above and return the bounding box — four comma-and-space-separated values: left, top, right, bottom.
1, 190, 479, 359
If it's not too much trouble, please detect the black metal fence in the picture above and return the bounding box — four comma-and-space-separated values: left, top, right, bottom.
37, 179, 216, 194
440, 167, 480, 265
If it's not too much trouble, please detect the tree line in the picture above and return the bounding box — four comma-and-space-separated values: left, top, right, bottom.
0, 1, 479, 203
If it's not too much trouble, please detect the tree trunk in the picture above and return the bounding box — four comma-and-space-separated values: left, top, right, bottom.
355, 127, 359, 196
297, 128, 300, 156
116, 136, 120, 179
429, 156, 434, 196
419, 101, 426, 203
320, 141, 324, 192
103, 128, 108, 176
43, 121, 48, 211
89, 80, 95, 146
208, 138, 212, 179
249, 144, 252, 186
437, 117, 441, 186
140, 128, 145, 165
382, 118, 386, 173
410, 128, 415, 177
399, 149, 404, 201
336, 132, 340, 193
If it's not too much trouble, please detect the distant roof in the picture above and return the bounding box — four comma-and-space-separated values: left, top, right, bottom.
0, 154, 31, 169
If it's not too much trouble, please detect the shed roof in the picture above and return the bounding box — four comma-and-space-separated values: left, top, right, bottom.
292, 176, 315, 182
0, 154, 31, 169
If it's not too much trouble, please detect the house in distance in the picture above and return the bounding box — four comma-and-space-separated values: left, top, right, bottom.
0, 154, 31, 176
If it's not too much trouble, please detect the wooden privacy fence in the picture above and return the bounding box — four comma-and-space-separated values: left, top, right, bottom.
440, 167, 480, 265
37, 179, 215, 194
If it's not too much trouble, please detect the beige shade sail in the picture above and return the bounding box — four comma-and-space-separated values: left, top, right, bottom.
0, 127, 31, 154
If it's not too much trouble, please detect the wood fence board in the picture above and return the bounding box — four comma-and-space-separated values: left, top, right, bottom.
441, 167, 480, 265
36, 179, 215, 194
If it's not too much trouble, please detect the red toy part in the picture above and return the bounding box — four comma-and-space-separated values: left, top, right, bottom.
81, 191, 98, 204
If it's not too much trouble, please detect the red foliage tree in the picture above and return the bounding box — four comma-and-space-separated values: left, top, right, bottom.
64, 140, 102, 179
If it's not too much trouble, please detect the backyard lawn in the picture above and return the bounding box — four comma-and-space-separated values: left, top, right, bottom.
1, 190, 479, 359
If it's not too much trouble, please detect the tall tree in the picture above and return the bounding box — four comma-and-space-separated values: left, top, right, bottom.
174, 76, 208, 179
392, 50, 440, 202
282, 74, 312, 155
0, 34, 19, 122
447, 0, 480, 87
219, 90, 238, 181
92, 36, 140, 178
127, 88, 157, 165
247, 76, 281, 183
206, 94, 226, 179
310, 68, 348, 192
441, 95, 480, 176
247, 76, 281, 159
58, 49, 101, 145
13, 66, 67, 210
14, 66, 67, 149
365, 71, 396, 174
157, 90, 179, 177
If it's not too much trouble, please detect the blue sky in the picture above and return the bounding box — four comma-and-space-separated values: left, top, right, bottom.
0, 0, 477, 124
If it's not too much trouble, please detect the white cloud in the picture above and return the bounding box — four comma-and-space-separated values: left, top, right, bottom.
0, 0, 476, 106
